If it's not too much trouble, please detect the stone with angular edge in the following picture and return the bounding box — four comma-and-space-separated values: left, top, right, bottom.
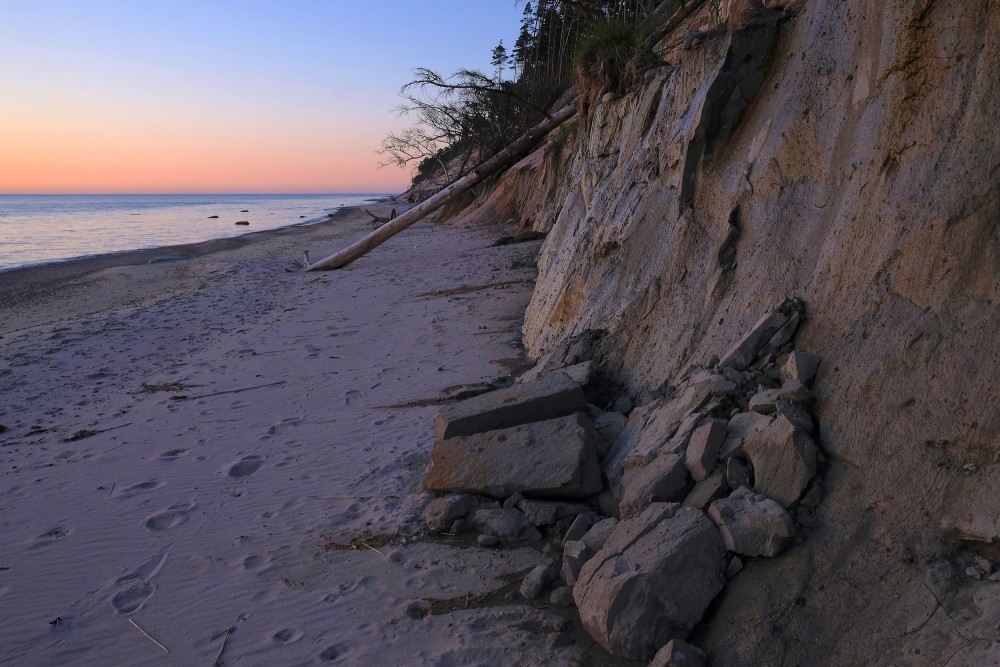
743, 415, 817, 507
708, 486, 795, 557
521, 563, 559, 599
434, 371, 587, 440
718, 299, 802, 370
720, 411, 774, 461
683, 470, 729, 510
649, 638, 708, 667
582, 517, 618, 552
748, 387, 781, 414
516, 498, 592, 527
777, 378, 814, 404
562, 539, 593, 586
563, 512, 601, 544
472, 508, 541, 541
423, 493, 485, 534
781, 350, 820, 386
427, 412, 602, 499
685, 419, 729, 481
573, 506, 725, 660
618, 451, 689, 518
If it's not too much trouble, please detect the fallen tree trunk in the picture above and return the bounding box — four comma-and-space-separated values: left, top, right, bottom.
302, 102, 577, 271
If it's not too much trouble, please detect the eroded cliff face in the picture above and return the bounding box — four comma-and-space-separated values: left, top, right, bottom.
457, 0, 1000, 664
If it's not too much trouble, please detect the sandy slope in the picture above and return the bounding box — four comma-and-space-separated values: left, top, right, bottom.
0, 206, 622, 666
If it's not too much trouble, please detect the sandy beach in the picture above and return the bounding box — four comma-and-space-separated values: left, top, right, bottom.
0, 204, 624, 666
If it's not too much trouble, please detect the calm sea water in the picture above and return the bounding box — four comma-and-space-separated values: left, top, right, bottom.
0, 193, 383, 272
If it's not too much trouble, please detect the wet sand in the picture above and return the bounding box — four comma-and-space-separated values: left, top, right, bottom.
0, 203, 624, 666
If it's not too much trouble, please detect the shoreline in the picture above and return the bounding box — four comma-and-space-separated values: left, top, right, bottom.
0, 200, 404, 336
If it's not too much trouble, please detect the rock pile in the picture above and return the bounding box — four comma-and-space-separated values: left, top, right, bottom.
423, 298, 825, 664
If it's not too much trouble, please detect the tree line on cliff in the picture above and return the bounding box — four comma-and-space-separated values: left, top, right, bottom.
380, 0, 668, 193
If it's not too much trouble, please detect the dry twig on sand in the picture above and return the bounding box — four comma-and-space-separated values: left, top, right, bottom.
127, 618, 169, 653
212, 625, 236, 666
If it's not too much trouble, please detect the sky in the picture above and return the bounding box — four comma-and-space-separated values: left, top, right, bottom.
0, 1, 524, 194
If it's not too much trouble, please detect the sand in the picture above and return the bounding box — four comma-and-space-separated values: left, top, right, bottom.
0, 204, 627, 666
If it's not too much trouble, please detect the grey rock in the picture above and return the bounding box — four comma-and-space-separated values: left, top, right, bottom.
723, 412, 774, 458
708, 486, 795, 557
743, 415, 818, 507
718, 299, 802, 370
472, 508, 542, 541
685, 419, 728, 481
721, 366, 745, 384
573, 507, 725, 660
975, 555, 994, 574
582, 517, 619, 552
562, 539, 593, 586
724, 556, 744, 579
775, 400, 814, 435
724, 457, 753, 489
614, 394, 635, 414
521, 563, 559, 599
503, 492, 524, 509
619, 451, 690, 518
427, 413, 602, 499
683, 470, 729, 510
518, 359, 593, 386
423, 494, 481, 533
517, 498, 592, 527
603, 380, 714, 498
563, 512, 601, 543
434, 371, 587, 439
649, 638, 708, 667
777, 378, 814, 404
760, 311, 800, 357
966, 566, 984, 580
594, 410, 628, 445
477, 534, 501, 548
781, 350, 820, 386
748, 387, 781, 414
549, 586, 575, 607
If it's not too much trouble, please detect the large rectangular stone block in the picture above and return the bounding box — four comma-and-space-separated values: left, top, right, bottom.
427, 412, 602, 499
434, 370, 587, 440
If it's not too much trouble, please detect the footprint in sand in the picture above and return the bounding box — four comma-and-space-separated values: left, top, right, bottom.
320, 644, 348, 661
159, 448, 187, 460
110, 552, 167, 614
29, 527, 70, 550
272, 628, 303, 644
145, 502, 195, 531
228, 455, 262, 478
117, 480, 165, 498
111, 581, 155, 614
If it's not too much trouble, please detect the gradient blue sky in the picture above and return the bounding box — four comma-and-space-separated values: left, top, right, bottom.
0, 1, 523, 193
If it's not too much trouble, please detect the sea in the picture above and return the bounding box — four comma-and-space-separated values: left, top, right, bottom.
0, 193, 384, 272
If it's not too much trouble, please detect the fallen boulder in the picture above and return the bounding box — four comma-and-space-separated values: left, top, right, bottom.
781, 350, 820, 386
743, 415, 818, 507
574, 505, 725, 660
618, 451, 689, 518
718, 298, 802, 370
427, 412, 602, 499
423, 493, 487, 534
685, 418, 728, 480
434, 370, 587, 439
708, 486, 795, 557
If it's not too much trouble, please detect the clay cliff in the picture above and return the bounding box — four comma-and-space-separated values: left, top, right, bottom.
451, 0, 1000, 664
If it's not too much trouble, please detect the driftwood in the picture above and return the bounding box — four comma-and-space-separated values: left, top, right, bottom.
302, 102, 577, 271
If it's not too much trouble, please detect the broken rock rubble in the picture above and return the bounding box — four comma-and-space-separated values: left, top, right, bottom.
419, 298, 825, 662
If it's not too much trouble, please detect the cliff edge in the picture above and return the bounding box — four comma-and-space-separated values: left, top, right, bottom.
451, 0, 1000, 664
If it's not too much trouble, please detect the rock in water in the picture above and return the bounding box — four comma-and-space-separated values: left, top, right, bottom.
573, 505, 725, 660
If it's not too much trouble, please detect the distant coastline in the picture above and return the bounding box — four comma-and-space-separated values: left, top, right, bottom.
0, 193, 394, 273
